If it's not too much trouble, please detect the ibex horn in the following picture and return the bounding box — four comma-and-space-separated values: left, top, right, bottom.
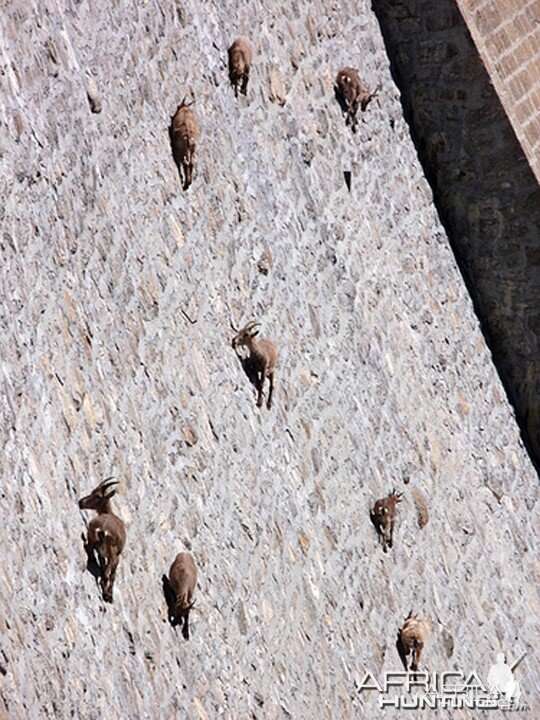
99, 477, 118, 489
244, 320, 260, 331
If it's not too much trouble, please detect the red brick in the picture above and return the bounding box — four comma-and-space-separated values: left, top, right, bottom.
515, 95, 535, 122
510, 65, 536, 95
513, 38, 535, 69
527, 34, 540, 62
470, 0, 494, 16
523, 114, 540, 135
529, 86, 540, 111
496, 24, 513, 50
499, 49, 522, 77
486, 37, 502, 59
514, 98, 533, 125
514, 11, 533, 37
470, 0, 491, 13
487, 26, 514, 57
475, 6, 504, 36
503, 14, 521, 42
508, 91, 527, 112
512, 0, 531, 14
513, 0, 528, 11
523, 119, 539, 146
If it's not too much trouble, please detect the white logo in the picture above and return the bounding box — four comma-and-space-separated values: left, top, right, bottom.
487, 652, 521, 702
355, 650, 530, 710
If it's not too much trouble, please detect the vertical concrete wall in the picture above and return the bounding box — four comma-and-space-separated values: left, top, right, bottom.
457, 0, 540, 181
373, 0, 540, 468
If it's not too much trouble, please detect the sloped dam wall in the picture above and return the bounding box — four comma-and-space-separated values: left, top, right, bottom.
0, 1, 538, 718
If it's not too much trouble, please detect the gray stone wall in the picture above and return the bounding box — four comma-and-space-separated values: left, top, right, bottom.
373, 0, 540, 468
0, 1, 538, 718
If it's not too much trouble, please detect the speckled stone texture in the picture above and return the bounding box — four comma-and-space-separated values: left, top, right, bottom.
0, 1, 538, 719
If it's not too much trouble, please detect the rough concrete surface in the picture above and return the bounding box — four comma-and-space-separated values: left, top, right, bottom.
0, 1, 538, 718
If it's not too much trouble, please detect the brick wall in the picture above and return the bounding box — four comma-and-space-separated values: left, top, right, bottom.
457, 0, 540, 181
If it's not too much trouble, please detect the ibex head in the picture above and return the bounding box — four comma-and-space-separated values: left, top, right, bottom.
231, 320, 260, 349
79, 477, 118, 513
361, 83, 381, 111
177, 95, 195, 112
174, 596, 195, 618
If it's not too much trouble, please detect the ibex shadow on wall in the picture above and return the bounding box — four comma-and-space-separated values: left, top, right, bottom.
162, 573, 193, 640
162, 574, 177, 627
230, 321, 259, 388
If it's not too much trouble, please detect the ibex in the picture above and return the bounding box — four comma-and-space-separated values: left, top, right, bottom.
170, 97, 199, 190
79, 478, 126, 603
228, 37, 253, 98
370, 489, 402, 552
397, 612, 431, 672
335, 67, 379, 132
167, 552, 197, 640
231, 320, 278, 409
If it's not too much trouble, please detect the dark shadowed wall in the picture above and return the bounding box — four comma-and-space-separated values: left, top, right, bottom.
373, 0, 540, 468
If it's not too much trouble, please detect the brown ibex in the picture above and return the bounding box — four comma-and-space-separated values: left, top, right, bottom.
79, 478, 126, 603
231, 320, 278, 409
170, 97, 199, 190
370, 489, 402, 552
335, 67, 379, 132
166, 552, 197, 640
228, 37, 253, 98
397, 612, 431, 672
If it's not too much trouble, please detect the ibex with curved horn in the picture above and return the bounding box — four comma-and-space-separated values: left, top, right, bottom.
231, 320, 278, 409
79, 478, 126, 603
170, 96, 199, 190
370, 488, 402, 552
167, 552, 197, 640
